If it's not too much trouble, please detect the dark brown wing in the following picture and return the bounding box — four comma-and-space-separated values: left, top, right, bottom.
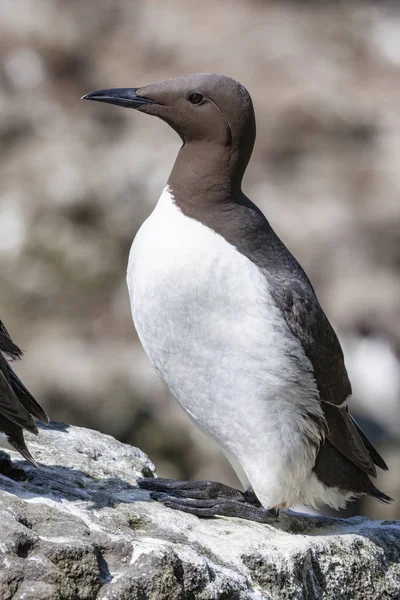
0, 362, 38, 434
7, 364, 49, 424
180, 195, 385, 477
0, 320, 49, 466
273, 280, 351, 406
260, 261, 376, 476
0, 320, 23, 359
0, 322, 48, 425
0, 414, 38, 467
349, 413, 388, 471
322, 403, 376, 476
271, 277, 376, 476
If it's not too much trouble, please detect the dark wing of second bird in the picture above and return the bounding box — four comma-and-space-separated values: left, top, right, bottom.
0, 320, 49, 466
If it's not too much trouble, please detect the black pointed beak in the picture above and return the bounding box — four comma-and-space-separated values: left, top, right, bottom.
81, 88, 155, 109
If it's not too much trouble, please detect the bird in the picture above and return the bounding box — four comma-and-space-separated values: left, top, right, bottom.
83, 74, 391, 522
0, 319, 49, 467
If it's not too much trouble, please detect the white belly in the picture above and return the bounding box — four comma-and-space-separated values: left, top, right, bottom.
127, 187, 342, 509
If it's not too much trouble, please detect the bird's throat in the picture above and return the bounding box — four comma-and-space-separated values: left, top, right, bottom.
168, 141, 243, 208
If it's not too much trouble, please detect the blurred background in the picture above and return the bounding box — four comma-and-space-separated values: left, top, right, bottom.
0, 0, 399, 519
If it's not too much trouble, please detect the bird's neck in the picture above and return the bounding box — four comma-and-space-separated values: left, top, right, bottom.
168, 141, 245, 207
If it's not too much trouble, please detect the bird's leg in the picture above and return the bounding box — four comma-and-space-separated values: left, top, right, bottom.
137, 478, 279, 523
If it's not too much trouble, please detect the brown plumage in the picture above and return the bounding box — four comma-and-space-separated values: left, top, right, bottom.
0, 320, 49, 466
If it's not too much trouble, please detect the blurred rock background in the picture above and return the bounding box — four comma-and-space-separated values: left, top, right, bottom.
0, 0, 399, 519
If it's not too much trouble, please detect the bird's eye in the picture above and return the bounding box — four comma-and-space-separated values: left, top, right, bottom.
189, 92, 203, 105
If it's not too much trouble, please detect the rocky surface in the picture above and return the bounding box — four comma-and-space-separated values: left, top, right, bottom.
0, 1, 399, 521
0, 422, 398, 600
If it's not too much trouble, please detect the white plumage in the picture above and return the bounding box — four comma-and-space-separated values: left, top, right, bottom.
127, 187, 351, 509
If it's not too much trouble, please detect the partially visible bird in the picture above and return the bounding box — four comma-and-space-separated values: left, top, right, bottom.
0, 320, 49, 466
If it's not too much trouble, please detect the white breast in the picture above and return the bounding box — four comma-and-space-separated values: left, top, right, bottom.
127, 187, 343, 509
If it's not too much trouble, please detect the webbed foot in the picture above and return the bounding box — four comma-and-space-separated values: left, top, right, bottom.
137, 478, 279, 523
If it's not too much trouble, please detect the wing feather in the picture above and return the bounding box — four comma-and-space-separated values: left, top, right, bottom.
0, 320, 49, 466
0, 365, 38, 434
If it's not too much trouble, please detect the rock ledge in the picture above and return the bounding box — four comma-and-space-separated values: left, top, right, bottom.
0, 422, 398, 600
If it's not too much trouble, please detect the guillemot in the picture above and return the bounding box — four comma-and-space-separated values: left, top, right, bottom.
83, 74, 391, 521
0, 319, 49, 466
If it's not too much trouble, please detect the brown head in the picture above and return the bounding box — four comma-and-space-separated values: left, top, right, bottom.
83, 74, 256, 197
